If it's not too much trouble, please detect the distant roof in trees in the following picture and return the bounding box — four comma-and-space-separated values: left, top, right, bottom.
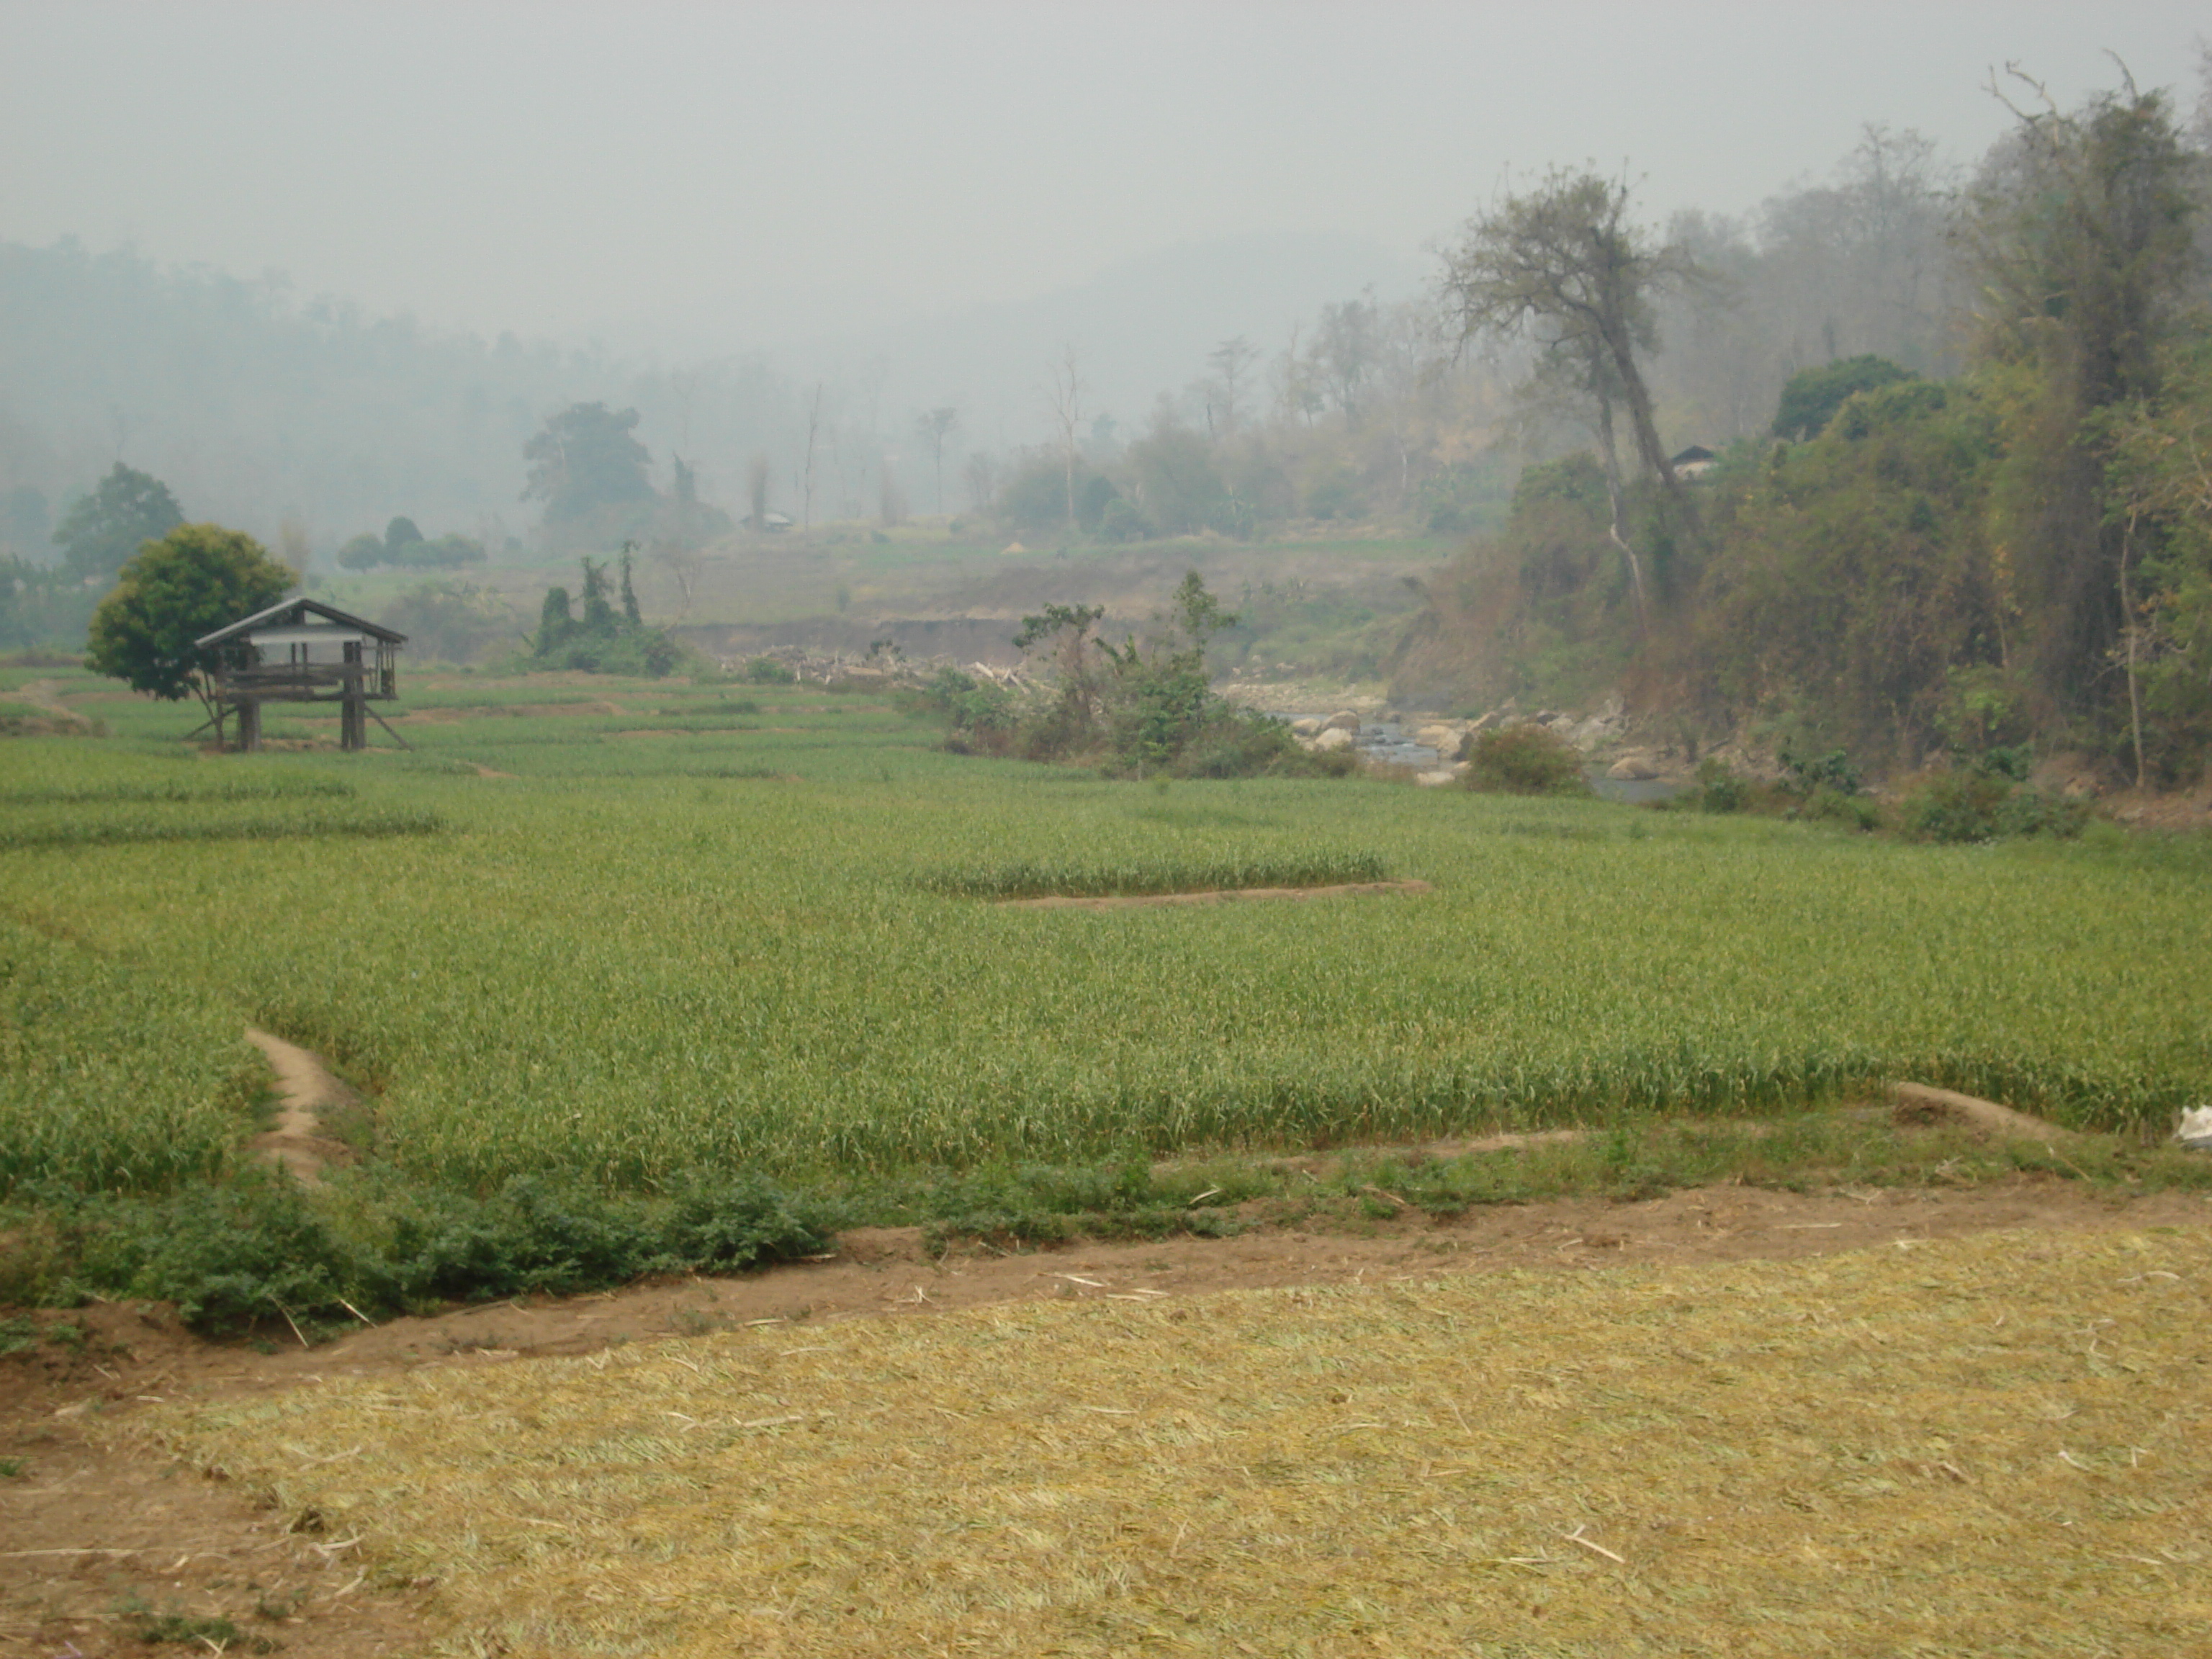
1669, 446, 1717, 466
194, 595, 406, 650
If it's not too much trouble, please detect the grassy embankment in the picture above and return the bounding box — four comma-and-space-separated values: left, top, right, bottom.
4, 662, 2210, 1323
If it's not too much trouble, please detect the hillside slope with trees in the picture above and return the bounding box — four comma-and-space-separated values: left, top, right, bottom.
1391, 66, 2212, 789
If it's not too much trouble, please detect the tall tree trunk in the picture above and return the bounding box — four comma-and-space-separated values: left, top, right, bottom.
801, 385, 823, 528
1596, 394, 1650, 634
1610, 320, 1672, 498
2121, 507, 2146, 789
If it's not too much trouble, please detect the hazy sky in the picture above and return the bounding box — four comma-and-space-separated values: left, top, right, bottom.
3, 1, 2205, 358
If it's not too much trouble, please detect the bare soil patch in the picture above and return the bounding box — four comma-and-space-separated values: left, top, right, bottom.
998, 878, 1433, 910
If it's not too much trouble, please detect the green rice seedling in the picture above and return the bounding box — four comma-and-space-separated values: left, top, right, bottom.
0, 918, 264, 1193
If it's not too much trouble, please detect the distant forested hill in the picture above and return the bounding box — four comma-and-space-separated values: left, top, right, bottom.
0, 239, 791, 563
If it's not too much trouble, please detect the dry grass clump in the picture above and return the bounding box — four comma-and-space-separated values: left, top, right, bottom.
150, 1227, 2212, 1657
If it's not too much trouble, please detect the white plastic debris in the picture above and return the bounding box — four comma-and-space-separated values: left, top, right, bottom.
2174, 1106, 2212, 1150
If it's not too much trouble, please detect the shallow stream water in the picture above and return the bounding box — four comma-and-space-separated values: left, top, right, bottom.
1274, 712, 1441, 769
1266, 708, 1686, 803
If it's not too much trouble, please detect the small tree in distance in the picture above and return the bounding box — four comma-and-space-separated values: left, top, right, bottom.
86, 523, 293, 740
522, 403, 655, 524
914, 407, 959, 514
53, 462, 184, 583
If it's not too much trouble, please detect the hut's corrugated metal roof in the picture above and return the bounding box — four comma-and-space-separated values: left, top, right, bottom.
195, 597, 406, 650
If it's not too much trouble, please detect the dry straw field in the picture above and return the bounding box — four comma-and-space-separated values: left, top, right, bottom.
153, 1224, 2212, 1658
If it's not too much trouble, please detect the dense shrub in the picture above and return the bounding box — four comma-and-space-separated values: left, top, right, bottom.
1779, 744, 1863, 797
1693, 758, 1750, 813
528, 548, 692, 678
914, 574, 1337, 780
1463, 724, 1591, 796
1900, 771, 2090, 842
20, 1169, 832, 1332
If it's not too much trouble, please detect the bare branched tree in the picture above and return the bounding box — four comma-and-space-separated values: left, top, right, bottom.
963, 450, 998, 515
1439, 166, 1707, 621
800, 383, 824, 528
1042, 346, 1085, 526
1313, 293, 1380, 429
914, 407, 960, 513
1197, 336, 1260, 439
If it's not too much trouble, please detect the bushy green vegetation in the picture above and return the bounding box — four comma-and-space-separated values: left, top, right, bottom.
914, 573, 1334, 779
527, 544, 691, 676
4, 674, 2208, 1325
1462, 723, 1591, 796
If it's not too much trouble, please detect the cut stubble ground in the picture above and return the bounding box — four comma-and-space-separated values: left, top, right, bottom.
7, 1177, 2211, 1658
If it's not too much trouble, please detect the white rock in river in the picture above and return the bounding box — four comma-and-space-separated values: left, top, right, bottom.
1607, 754, 1659, 781
1314, 727, 1355, 752
1568, 717, 1611, 750
1291, 717, 1323, 738
1414, 769, 1460, 787
1324, 710, 1361, 732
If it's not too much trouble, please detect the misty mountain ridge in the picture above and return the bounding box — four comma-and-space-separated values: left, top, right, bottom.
784, 230, 1423, 441
0, 228, 1419, 554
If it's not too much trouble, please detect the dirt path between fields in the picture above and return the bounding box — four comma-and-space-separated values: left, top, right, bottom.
243, 1028, 358, 1186
5, 1038, 2207, 1655
12, 679, 90, 727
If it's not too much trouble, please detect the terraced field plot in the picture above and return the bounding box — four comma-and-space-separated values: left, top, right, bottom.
4, 664, 2211, 1204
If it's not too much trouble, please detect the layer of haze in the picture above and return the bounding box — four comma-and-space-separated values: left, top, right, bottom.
4, 0, 2204, 359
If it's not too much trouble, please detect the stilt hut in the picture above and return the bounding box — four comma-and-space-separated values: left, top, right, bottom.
194, 598, 408, 752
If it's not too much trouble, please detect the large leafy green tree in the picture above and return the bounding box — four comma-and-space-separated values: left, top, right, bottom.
52, 462, 184, 583
1771, 355, 1916, 439
86, 524, 292, 728
2102, 331, 2212, 784
521, 402, 655, 524
1683, 380, 2011, 768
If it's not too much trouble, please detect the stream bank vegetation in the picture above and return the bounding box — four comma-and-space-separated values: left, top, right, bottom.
909, 572, 1351, 781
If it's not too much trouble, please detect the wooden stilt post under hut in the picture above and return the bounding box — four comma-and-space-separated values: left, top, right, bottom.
194, 599, 408, 753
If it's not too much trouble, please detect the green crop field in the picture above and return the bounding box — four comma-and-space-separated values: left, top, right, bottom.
4, 662, 2211, 1316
